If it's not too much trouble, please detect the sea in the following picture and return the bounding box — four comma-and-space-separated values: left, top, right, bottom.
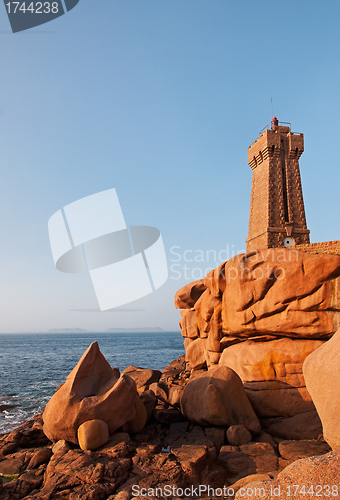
0, 331, 184, 435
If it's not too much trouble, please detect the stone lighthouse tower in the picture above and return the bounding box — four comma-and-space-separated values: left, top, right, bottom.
246, 118, 310, 252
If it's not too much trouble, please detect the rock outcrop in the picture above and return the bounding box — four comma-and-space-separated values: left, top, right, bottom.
176, 249, 340, 368
175, 279, 206, 309
219, 249, 340, 339
303, 326, 340, 449
219, 338, 323, 417
175, 248, 340, 440
43, 342, 147, 447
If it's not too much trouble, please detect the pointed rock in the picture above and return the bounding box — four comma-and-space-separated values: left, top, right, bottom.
43, 342, 146, 445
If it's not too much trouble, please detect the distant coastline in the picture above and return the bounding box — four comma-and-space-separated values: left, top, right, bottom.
0, 328, 180, 334
105, 327, 165, 333
46, 327, 167, 334
47, 328, 88, 333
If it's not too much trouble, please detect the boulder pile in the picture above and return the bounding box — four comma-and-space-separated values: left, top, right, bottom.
0, 352, 337, 500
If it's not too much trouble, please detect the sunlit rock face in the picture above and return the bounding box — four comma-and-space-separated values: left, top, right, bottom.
43, 342, 146, 446
235, 451, 340, 500
176, 249, 340, 439
220, 249, 340, 339
304, 326, 340, 450
176, 249, 340, 369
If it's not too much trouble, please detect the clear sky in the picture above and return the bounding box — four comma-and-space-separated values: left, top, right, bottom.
1, 0, 340, 333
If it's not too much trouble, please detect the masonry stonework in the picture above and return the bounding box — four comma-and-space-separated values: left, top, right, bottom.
246, 121, 310, 252
296, 240, 340, 255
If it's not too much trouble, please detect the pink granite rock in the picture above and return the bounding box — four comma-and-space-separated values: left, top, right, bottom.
303, 326, 340, 449
181, 366, 260, 431
43, 342, 146, 445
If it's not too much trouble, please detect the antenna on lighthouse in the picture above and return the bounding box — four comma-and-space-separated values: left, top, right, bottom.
271, 97, 273, 119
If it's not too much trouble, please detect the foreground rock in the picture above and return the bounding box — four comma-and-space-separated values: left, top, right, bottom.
122, 366, 161, 391
77, 419, 110, 451
43, 342, 147, 447
278, 440, 330, 465
0, 352, 336, 500
181, 366, 260, 432
303, 326, 340, 449
0, 412, 334, 500
236, 450, 340, 500
219, 442, 278, 483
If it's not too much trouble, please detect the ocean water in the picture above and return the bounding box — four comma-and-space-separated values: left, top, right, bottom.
0, 331, 184, 435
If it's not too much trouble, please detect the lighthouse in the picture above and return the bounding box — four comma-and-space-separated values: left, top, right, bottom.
246, 119, 310, 252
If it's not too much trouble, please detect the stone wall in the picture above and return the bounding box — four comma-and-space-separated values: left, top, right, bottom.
296, 240, 340, 255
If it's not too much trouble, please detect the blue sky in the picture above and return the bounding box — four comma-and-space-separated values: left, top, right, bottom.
1, 0, 340, 332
